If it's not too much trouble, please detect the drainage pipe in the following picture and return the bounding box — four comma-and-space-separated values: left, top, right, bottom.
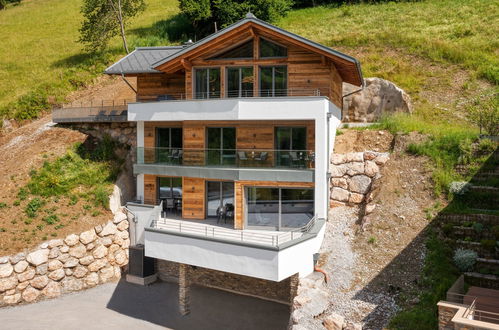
314, 266, 329, 284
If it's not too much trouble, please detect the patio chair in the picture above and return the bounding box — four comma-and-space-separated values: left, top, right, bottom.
168, 149, 179, 163
254, 151, 268, 162
165, 198, 175, 215
289, 151, 303, 168
175, 199, 182, 217
238, 151, 248, 161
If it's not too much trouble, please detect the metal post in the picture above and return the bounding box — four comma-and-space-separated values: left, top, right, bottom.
241, 231, 243, 241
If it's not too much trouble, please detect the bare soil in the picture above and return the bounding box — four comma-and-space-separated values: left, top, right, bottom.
0, 76, 135, 256
334, 129, 394, 153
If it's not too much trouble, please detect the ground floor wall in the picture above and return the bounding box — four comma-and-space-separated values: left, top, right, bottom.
157, 260, 298, 305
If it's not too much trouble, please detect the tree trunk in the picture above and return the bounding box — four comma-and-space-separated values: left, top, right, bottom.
117, 0, 129, 54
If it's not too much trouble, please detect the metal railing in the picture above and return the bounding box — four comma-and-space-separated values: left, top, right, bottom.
52, 99, 133, 122
150, 216, 316, 247
445, 293, 499, 325
136, 147, 315, 170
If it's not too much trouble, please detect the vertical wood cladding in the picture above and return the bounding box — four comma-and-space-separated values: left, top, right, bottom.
137, 73, 185, 101
144, 174, 157, 204
182, 177, 206, 219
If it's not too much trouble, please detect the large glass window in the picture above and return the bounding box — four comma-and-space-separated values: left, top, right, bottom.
210, 40, 253, 59
195, 68, 220, 99
227, 67, 254, 98
158, 177, 183, 200
259, 38, 287, 58
260, 66, 287, 97
246, 187, 314, 230
206, 127, 236, 166
275, 127, 307, 167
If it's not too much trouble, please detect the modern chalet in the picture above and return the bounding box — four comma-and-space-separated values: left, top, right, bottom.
53, 14, 363, 284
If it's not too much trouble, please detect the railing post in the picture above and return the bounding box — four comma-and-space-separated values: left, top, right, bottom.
276, 235, 279, 246
179, 222, 181, 232
212, 227, 215, 237
241, 231, 243, 241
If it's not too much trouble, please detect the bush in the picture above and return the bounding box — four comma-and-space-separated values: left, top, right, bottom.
442, 223, 454, 236
480, 239, 497, 252
43, 214, 59, 225
472, 222, 484, 234
453, 248, 477, 272
492, 226, 499, 240
467, 92, 499, 136
25, 198, 45, 218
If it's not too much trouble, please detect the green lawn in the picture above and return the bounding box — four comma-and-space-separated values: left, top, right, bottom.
0, 0, 179, 119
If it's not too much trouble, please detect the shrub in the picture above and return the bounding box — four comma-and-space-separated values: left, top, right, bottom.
449, 182, 471, 195
442, 223, 454, 236
467, 92, 499, 136
472, 222, 484, 233
43, 214, 59, 225
477, 138, 497, 154
453, 248, 477, 272
25, 198, 44, 218
492, 226, 499, 240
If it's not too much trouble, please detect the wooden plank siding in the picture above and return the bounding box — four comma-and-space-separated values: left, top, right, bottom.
234, 180, 315, 229
137, 73, 185, 101
135, 27, 348, 107
182, 177, 206, 219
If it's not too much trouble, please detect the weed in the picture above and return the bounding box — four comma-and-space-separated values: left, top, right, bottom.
42, 235, 48, 241
55, 224, 64, 230
10, 219, 17, 225
91, 210, 101, 217
0, 228, 6, 233
18, 188, 28, 200
69, 195, 79, 205
83, 204, 91, 211
36, 224, 45, 231
0, 202, 7, 209
368, 236, 376, 244
13, 200, 20, 206
43, 214, 59, 225
51, 232, 57, 237
480, 239, 496, 252
25, 198, 44, 218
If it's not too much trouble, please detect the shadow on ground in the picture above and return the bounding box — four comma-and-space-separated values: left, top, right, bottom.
107, 280, 290, 330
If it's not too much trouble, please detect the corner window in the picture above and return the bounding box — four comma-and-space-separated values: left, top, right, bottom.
259, 38, 287, 58
194, 68, 221, 99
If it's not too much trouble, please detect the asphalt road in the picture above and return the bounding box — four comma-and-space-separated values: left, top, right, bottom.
0, 280, 290, 330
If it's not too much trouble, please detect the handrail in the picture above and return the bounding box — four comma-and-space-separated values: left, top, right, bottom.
151, 216, 317, 247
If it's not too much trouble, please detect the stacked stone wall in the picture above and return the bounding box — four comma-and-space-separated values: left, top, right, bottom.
157, 260, 296, 304
0, 210, 130, 306
329, 151, 389, 207
61, 122, 136, 147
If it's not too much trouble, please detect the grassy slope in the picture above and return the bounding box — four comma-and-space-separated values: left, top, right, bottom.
0, 0, 178, 112
278, 0, 499, 84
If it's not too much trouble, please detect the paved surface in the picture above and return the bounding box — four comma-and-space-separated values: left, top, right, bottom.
0, 280, 290, 330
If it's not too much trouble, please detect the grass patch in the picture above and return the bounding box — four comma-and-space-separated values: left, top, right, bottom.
389, 232, 459, 329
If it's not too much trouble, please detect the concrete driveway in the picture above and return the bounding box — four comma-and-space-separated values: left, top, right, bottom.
0, 280, 290, 330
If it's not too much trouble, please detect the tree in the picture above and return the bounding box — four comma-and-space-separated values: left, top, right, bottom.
467, 92, 499, 136
178, 0, 293, 36
79, 0, 146, 54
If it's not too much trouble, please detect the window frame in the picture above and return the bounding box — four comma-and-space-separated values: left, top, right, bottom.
225, 66, 254, 98
259, 37, 288, 59
259, 65, 288, 97
193, 67, 221, 99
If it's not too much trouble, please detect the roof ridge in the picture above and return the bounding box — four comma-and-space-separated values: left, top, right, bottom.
135, 46, 184, 50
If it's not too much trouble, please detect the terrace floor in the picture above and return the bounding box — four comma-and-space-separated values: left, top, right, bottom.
153, 215, 304, 247
464, 286, 499, 315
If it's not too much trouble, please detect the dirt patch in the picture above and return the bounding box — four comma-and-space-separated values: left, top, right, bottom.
334, 129, 394, 153
0, 77, 134, 256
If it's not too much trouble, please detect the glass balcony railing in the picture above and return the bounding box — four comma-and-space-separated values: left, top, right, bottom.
136, 147, 315, 169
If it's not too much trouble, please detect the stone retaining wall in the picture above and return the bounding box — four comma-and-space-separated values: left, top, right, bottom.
157, 260, 297, 304
329, 151, 389, 207
0, 210, 130, 306
60, 122, 136, 147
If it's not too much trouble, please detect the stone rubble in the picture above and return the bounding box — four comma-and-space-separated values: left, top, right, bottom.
0, 209, 129, 307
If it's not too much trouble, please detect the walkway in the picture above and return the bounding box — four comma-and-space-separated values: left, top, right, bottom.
0, 280, 290, 330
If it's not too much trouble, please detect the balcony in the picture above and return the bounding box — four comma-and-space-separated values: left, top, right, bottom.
134, 147, 315, 182
52, 99, 133, 123
137, 147, 315, 169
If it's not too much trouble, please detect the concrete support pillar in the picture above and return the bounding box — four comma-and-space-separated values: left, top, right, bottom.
179, 264, 190, 316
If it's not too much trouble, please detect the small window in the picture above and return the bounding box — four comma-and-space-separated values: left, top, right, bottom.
209, 40, 254, 60
259, 38, 287, 58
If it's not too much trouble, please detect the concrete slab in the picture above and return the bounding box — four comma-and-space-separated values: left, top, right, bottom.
0, 280, 290, 330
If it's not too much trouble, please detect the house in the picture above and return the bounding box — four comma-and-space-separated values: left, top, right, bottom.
54, 13, 363, 306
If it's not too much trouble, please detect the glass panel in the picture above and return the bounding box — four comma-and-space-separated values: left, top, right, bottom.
211, 40, 253, 59
222, 127, 236, 165
171, 177, 183, 199
207, 181, 221, 217
207, 127, 221, 165
247, 187, 279, 228
226, 68, 240, 98
276, 127, 291, 166
280, 188, 314, 229
156, 128, 170, 163
209, 68, 221, 99
158, 177, 171, 199
195, 69, 207, 99
292, 127, 306, 150
259, 67, 273, 97
274, 66, 287, 97
260, 38, 287, 58
170, 128, 183, 148
241, 67, 254, 97
222, 182, 234, 209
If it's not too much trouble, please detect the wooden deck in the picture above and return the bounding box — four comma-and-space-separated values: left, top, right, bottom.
464, 286, 499, 324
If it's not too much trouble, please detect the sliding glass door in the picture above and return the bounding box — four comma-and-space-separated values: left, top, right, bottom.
158, 177, 183, 200
275, 127, 307, 167
206, 181, 235, 217
246, 187, 314, 230
194, 68, 221, 99
206, 127, 236, 166
226, 67, 254, 98
156, 127, 183, 163
259, 66, 287, 97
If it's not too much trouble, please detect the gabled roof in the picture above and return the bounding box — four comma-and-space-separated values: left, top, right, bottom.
105, 13, 363, 86
104, 46, 184, 75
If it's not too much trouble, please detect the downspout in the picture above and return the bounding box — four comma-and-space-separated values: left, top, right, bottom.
124, 206, 138, 246
121, 72, 137, 94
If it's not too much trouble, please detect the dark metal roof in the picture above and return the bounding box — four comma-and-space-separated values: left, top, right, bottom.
104, 46, 184, 75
